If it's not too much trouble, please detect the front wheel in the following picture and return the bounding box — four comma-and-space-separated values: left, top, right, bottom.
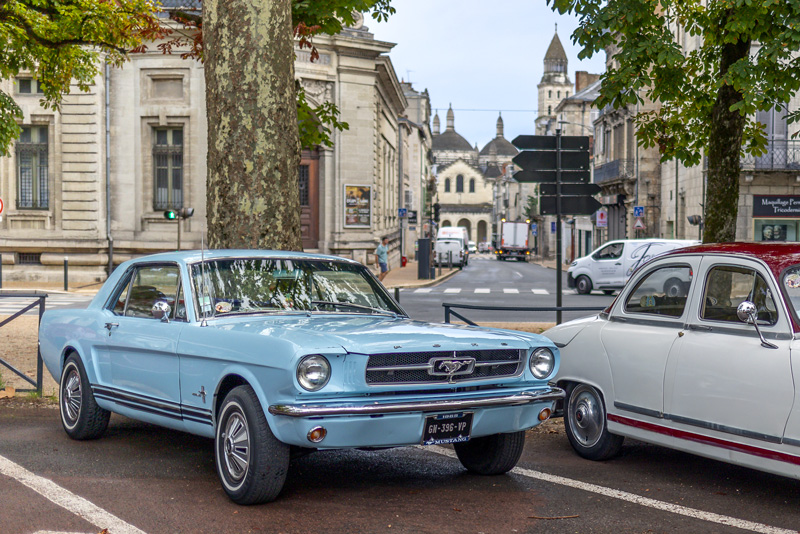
575, 275, 593, 295
215, 385, 289, 504
453, 431, 525, 475
60, 353, 110, 440
564, 383, 623, 461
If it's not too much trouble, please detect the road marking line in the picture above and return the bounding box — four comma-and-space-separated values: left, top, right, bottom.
422, 446, 794, 534
444, 288, 461, 294
474, 288, 490, 294
414, 288, 433, 293
0, 454, 145, 534
503, 289, 519, 294
531, 289, 549, 295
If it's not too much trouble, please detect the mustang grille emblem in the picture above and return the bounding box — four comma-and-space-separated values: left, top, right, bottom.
428, 356, 476, 382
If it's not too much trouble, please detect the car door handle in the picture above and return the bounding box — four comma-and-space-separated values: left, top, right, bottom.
105, 322, 119, 335
688, 324, 712, 331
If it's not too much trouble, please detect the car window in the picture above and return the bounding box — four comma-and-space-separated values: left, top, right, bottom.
701, 266, 777, 325
782, 265, 800, 319
624, 265, 693, 317
593, 243, 623, 260
124, 265, 182, 319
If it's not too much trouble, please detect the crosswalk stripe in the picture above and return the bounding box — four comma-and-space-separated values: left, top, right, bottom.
503, 288, 519, 294
443, 288, 461, 294
414, 288, 432, 293
474, 288, 490, 294
531, 289, 549, 295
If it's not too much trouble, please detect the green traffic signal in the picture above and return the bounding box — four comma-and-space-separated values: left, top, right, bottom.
164, 210, 178, 220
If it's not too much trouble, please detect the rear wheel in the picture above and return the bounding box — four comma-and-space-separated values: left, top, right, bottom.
575, 275, 593, 295
215, 385, 289, 504
564, 383, 623, 461
60, 353, 110, 440
453, 431, 525, 475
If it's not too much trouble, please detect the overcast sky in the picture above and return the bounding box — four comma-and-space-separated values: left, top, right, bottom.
369, 0, 607, 151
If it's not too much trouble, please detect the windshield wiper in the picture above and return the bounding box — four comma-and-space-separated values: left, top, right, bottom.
310, 300, 399, 317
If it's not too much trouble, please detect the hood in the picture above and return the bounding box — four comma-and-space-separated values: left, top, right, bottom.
206, 314, 545, 354
543, 315, 600, 347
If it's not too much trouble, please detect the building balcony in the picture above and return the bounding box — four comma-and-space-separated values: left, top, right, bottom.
740, 140, 800, 171
593, 158, 635, 184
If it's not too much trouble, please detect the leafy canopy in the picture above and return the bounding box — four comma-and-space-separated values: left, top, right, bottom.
548, 0, 800, 165
0, 0, 161, 155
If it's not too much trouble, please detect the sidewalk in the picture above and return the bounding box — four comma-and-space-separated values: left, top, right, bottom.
379, 260, 460, 289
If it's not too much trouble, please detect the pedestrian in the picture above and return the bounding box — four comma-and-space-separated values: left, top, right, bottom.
375, 236, 390, 282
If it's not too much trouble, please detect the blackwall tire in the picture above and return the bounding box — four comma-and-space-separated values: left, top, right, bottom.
564, 383, 623, 461
575, 276, 593, 295
453, 431, 526, 475
60, 353, 110, 440
215, 385, 289, 504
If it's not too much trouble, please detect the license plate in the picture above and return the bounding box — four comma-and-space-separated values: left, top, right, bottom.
421, 412, 473, 445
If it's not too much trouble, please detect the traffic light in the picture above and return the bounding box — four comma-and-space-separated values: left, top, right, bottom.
163, 208, 195, 220
433, 202, 440, 223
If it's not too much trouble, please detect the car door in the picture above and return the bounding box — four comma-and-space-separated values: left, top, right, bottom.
97, 263, 186, 423
590, 241, 626, 287
602, 257, 701, 419
665, 257, 794, 445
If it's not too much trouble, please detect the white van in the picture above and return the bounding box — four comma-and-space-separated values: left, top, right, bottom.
567, 239, 699, 294
435, 226, 470, 267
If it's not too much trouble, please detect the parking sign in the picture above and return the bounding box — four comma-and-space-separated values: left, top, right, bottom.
633, 206, 644, 218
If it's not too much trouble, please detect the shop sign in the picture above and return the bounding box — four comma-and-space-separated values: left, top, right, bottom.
753, 195, 800, 218
596, 207, 608, 228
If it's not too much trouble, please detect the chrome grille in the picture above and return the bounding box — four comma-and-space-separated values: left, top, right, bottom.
366, 349, 524, 385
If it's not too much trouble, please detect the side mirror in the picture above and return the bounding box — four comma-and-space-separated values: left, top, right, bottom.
152, 301, 172, 322
736, 301, 776, 349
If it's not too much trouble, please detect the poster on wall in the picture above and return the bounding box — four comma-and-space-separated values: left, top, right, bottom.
762, 224, 788, 241
344, 185, 372, 228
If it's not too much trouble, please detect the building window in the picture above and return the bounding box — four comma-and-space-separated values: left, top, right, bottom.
298, 164, 309, 206
16, 125, 49, 209
469, 179, 475, 193
445, 178, 451, 193
557, 90, 561, 98
17, 78, 43, 94
548, 90, 552, 98
548, 106, 552, 115
18, 253, 42, 264
153, 127, 183, 210
456, 174, 464, 193
566, 91, 570, 97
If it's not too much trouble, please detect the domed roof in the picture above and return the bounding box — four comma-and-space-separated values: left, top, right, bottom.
433, 129, 474, 152
479, 114, 518, 156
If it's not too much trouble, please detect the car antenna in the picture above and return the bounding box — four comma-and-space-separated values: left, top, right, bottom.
200, 231, 208, 327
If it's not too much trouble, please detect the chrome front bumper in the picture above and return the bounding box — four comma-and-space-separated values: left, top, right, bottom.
268, 387, 565, 418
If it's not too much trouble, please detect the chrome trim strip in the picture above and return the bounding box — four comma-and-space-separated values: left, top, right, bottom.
93, 385, 213, 424
783, 437, 800, 447
683, 323, 792, 341
268, 387, 565, 418
610, 316, 684, 329
367, 359, 520, 373
614, 401, 663, 419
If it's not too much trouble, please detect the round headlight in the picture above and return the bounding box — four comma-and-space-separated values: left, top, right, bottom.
529, 348, 555, 379
297, 355, 331, 391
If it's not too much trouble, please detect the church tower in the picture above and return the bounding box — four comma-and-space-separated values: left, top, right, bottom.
536, 29, 573, 135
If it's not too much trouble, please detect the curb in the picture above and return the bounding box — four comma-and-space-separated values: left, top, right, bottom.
384, 267, 461, 290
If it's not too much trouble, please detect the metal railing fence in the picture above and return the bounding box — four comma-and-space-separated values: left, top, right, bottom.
443, 302, 606, 326
0, 291, 47, 395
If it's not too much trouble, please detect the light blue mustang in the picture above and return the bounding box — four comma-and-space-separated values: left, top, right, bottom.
39, 250, 563, 504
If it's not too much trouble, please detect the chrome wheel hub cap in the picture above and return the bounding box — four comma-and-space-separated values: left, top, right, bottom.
569, 386, 604, 448
62, 369, 82, 423
222, 412, 250, 483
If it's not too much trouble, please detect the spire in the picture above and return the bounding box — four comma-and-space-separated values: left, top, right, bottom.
433, 111, 440, 135
543, 30, 568, 75
496, 112, 504, 139
446, 103, 454, 131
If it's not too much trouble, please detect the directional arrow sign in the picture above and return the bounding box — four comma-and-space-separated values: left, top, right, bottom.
513, 170, 590, 183
540, 195, 602, 215
512, 150, 590, 171
539, 183, 601, 196
512, 135, 590, 151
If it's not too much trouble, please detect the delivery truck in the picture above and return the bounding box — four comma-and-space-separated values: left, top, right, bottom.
496, 220, 530, 261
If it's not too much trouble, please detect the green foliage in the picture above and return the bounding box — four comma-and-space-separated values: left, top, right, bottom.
524, 194, 539, 220
0, 0, 160, 155
548, 0, 800, 164
0, 370, 5, 390
297, 84, 349, 148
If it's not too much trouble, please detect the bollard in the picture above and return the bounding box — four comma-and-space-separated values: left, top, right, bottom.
0, 253, 3, 289
64, 257, 69, 291
394, 287, 400, 303
448, 251, 452, 270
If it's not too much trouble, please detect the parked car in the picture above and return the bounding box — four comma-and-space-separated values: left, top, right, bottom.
40, 250, 564, 504
546, 242, 800, 481
567, 239, 699, 295
468, 241, 478, 254
478, 241, 490, 253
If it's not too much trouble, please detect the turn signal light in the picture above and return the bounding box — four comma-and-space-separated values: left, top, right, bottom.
307, 426, 327, 443
538, 408, 552, 421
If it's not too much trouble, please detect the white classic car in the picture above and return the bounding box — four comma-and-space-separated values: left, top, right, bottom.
546, 242, 800, 479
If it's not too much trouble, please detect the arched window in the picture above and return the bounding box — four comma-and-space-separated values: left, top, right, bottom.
456, 174, 464, 193
557, 90, 561, 98
469, 179, 475, 193
548, 106, 552, 115
444, 178, 451, 192
566, 91, 570, 97
548, 90, 552, 98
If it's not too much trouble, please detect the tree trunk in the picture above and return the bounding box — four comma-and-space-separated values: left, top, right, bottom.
703, 33, 751, 244
203, 0, 302, 250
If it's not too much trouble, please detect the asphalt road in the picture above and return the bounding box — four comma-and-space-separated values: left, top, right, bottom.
2, 403, 800, 534
397, 255, 616, 323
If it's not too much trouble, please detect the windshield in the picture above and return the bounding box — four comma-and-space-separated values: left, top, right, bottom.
190, 258, 404, 318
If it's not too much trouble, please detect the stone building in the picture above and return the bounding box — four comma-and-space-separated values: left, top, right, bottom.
0, 8, 429, 284
535, 31, 573, 136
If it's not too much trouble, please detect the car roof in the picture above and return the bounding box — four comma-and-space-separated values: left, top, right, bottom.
124, 249, 360, 266
662, 242, 800, 279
